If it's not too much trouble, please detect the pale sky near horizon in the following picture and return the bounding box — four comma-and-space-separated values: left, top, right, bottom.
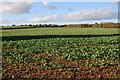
0, 0, 119, 25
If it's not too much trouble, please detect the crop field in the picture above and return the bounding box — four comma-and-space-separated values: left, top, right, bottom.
1, 28, 120, 78
2, 28, 119, 36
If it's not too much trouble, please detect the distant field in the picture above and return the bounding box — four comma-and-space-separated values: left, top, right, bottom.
2, 28, 119, 36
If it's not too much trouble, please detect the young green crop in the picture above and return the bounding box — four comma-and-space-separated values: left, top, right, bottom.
2, 36, 119, 66
2, 28, 120, 78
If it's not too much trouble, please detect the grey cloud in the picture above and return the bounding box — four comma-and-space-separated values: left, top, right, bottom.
65, 8, 117, 21
29, 15, 59, 23
0, 2, 34, 15
1, 8, 117, 24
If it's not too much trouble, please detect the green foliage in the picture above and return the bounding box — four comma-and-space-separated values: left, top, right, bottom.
2, 28, 120, 69
2, 36, 119, 67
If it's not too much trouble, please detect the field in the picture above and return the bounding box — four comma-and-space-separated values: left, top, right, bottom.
2, 28, 119, 36
1, 28, 120, 78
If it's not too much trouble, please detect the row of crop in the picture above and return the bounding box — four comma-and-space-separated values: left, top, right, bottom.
2, 36, 119, 62
3, 36, 118, 48
3, 44, 119, 59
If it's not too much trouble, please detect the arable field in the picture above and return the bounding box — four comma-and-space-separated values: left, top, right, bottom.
1, 28, 120, 78
2, 28, 119, 36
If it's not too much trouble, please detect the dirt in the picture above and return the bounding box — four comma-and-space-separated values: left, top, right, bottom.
2, 53, 120, 79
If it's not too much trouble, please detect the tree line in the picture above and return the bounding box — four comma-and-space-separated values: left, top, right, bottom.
1, 22, 120, 29
65, 22, 119, 28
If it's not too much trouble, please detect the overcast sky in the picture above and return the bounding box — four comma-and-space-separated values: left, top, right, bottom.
0, 0, 119, 25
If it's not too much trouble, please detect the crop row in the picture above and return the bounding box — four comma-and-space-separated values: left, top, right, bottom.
2, 36, 119, 64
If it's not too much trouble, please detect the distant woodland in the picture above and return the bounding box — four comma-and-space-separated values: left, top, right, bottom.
1, 22, 120, 29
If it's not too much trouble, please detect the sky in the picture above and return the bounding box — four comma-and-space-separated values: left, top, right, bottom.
0, 0, 119, 26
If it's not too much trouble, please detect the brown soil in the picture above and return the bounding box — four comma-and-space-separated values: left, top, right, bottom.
2, 53, 120, 79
